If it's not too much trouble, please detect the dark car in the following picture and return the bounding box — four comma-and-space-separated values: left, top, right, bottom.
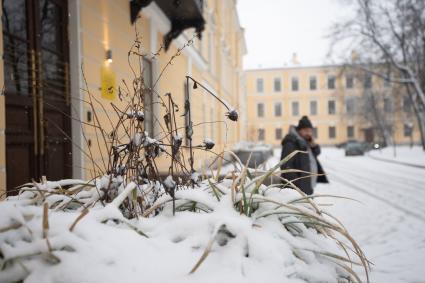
337, 139, 360, 149
345, 141, 365, 156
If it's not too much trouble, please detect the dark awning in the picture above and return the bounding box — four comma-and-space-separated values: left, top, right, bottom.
130, 0, 205, 51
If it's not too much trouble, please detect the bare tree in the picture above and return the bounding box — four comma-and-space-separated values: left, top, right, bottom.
331, 0, 425, 149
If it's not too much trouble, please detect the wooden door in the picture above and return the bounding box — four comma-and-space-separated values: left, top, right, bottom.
2, 0, 71, 194
364, 128, 374, 143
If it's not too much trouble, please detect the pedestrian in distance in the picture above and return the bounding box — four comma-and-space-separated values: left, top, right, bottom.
280, 116, 328, 195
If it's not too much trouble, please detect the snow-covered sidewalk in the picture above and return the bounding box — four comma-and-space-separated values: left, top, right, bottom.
315, 147, 425, 283
368, 145, 425, 167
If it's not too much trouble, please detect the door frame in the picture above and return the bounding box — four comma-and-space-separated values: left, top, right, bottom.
68, 0, 84, 180
0, 0, 84, 193
0, 3, 5, 194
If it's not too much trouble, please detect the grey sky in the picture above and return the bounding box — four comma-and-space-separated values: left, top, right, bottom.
237, 0, 348, 69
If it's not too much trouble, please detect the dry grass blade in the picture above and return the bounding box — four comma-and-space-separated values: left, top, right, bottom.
288, 194, 360, 205
43, 203, 49, 238
0, 222, 23, 233
69, 208, 89, 232
189, 228, 218, 274
335, 261, 363, 283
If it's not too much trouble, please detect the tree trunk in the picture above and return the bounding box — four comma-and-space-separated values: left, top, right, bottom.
406, 84, 425, 150
416, 110, 425, 150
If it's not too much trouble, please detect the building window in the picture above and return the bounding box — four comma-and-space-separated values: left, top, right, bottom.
384, 98, 392, 113
291, 77, 299, 91
346, 75, 354, 89
403, 96, 412, 113
258, 128, 265, 141
274, 102, 282, 117
275, 128, 283, 140
256, 78, 264, 93
346, 97, 356, 115
257, 103, 265, 117
364, 74, 372, 89
313, 127, 318, 139
328, 100, 336, 115
310, 100, 318, 115
274, 77, 281, 92
347, 126, 354, 138
292, 101, 299, 116
404, 124, 413, 137
384, 77, 391, 88
328, 75, 336, 89
329, 126, 336, 139
309, 76, 317, 90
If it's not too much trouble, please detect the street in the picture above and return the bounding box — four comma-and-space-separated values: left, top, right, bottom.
315, 148, 425, 283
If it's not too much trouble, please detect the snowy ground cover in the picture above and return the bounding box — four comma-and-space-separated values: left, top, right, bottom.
0, 154, 369, 283
316, 147, 425, 283
7, 143, 423, 283
368, 145, 425, 167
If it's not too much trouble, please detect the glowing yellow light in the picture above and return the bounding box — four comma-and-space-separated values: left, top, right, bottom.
106, 49, 112, 64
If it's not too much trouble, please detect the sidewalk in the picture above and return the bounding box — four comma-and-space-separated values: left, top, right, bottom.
368, 146, 425, 168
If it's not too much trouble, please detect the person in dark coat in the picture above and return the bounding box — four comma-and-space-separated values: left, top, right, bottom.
280, 116, 328, 195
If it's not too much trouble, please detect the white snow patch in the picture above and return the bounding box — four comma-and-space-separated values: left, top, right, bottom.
0, 174, 363, 283
368, 145, 425, 166
163, 175, 176, 190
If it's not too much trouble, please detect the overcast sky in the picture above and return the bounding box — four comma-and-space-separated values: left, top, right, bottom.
237, 0, 350, 69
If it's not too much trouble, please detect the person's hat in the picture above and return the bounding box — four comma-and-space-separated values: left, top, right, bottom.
296, 116, 313, 130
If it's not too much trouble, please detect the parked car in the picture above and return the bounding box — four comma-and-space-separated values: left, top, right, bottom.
336, 139, 360, 149
345, 141, 365, 156
233, 142, 273, 168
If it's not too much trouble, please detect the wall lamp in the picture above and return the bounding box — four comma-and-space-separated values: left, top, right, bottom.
106, 49, 112, 63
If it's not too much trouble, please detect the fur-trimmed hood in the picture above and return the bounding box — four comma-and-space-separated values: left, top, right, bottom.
281, 126, 308, 150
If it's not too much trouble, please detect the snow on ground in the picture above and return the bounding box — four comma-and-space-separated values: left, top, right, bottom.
0, 169, 365, 283
2, 146, 424, 283
368, 145, 425, 167
313, 147, 425, 283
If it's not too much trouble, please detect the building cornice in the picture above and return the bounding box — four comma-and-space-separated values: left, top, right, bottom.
142, 3, 207, 71
245, 64, 345, 72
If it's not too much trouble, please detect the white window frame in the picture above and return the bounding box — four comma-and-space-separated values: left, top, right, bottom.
328, 99, 336, 115
327, 75, 336, 90
346, 75, 354, 89
291, 76, 299, 92
256, 78, 264, 93
292, 101, 299, 116
310, 100, 318, 115
274, 102, 282, 117
257, 102, 265, 117
273, 77, 282, 92
309, 75, 317, 91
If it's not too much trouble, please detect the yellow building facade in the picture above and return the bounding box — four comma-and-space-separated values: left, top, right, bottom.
245, 65, 421, 146
0, 0, 246, 195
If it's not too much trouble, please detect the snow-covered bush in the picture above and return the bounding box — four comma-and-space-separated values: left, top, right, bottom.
0, 152, 369, 283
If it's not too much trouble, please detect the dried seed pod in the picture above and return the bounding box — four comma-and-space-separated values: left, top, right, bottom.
226, 109, 238, 122
203, 138, 215, 150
